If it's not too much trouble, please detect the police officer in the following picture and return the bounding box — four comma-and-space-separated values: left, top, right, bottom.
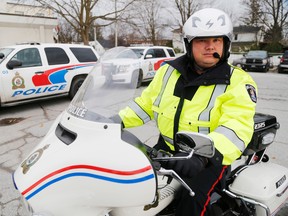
118, 8, 257, 216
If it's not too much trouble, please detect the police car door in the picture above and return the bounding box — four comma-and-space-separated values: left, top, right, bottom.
143, 48, 167, 80
2, 47, 45, 103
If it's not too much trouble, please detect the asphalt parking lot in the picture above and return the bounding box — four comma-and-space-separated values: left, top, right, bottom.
0, 71, 288, 215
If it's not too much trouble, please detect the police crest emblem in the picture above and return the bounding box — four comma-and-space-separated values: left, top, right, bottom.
12, 72, 25, 89
21, 144, 50, 174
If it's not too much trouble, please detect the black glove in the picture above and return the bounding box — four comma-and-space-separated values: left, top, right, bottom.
161, 152, 208, 178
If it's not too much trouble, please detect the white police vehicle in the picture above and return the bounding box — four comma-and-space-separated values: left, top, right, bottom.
105, 46, 176, 88
0, 43, 99, 106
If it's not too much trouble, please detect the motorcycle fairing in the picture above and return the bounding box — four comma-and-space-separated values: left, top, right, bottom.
13, 111, 157, 215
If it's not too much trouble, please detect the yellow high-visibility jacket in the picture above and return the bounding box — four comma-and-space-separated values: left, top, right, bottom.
119, 55, 257, 165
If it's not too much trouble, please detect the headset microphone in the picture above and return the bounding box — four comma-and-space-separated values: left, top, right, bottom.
213, 52, 221, 59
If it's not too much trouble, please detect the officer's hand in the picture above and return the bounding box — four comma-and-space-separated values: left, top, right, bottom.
162, 152, 208, 178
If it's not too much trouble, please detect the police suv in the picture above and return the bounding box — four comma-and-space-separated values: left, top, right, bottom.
0, 43, 99, 106
105, 46, 176, 88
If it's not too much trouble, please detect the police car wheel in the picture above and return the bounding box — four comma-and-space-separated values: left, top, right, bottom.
136, 71, 143, 88
130, 70, 143, 89
69, 76, 86, 99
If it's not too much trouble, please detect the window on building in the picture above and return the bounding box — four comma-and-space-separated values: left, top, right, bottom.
234, 34, 238, 41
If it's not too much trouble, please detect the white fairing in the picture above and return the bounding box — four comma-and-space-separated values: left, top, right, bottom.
13, 112, 157, 215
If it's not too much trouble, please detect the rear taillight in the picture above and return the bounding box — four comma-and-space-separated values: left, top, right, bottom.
280, 57, 284, 63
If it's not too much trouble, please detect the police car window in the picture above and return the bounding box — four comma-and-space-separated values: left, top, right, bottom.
0, 48, 14, 63
145, 49, 156, 58
153, 49, 166, 58
11, 48, 42, 67
130, 49, 144, 58
167, 49, 175, 57
70, 47, 98, 62
45, 47, 70, 65
117, 50, 138, 59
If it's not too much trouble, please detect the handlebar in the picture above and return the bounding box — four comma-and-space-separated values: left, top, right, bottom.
158, 168, 195, 196
148, 147, 196, 197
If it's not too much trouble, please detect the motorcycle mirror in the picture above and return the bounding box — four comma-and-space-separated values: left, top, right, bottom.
175, 132, 215, 158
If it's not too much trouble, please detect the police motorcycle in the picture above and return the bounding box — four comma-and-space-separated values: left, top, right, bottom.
13, 47, 288, 216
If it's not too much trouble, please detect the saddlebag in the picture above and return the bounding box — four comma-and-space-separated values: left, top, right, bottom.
243, 113, 279, 155
229, 162, 288, 215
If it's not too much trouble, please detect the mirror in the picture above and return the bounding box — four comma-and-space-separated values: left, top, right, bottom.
6, 60, 22, 70
175, 131, 215, 158
0, 53, 4, 59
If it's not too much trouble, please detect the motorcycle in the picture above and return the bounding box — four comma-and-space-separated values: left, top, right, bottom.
13, 47, 288, 216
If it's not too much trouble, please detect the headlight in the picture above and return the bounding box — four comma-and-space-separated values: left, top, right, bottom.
261, 132, 275, 145
262, 59, 267, 64
117, 65, 130, 74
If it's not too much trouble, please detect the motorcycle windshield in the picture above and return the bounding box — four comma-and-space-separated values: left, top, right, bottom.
67, 46, 141, 124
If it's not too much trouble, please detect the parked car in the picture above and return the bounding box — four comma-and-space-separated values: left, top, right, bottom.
278, 50, 288, 73
0, 42, 99, 107
241, 50, 271, 72
103, 46, 176, 88
232, 57, 245, 67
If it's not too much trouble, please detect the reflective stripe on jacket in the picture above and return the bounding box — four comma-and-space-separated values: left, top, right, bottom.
119, 55, 257, 165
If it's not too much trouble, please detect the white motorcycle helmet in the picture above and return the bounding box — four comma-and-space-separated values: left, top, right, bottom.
183, 8, 233, 62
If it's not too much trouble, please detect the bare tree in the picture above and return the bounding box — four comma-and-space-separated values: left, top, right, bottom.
57, 18, 78, 43
174, 0, 199, 26
127, 0, 166, 44
241, 0, 262, 27
242, 0, 288, 48
261, 0, 288, 43
33, 0, 137, 45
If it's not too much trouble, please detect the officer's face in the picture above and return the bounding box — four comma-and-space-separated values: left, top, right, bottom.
192, 37, 224, 69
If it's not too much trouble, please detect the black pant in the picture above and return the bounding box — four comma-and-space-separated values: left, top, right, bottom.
154, 135, 227, 216
174, 164, 227, 216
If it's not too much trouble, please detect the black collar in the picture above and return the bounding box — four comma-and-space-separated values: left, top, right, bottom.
166, 55, 232, 86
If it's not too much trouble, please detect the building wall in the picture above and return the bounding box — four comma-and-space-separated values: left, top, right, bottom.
0, 1, 57, 46
233, 32, 256, 42
5, 2, 54, 17
233, 32, 264, 43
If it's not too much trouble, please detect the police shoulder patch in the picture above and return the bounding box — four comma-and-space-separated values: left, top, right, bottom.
246, 84, 257, 103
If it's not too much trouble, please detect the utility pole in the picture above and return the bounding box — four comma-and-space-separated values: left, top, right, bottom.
115, 0, 118, 47
94, 26, 97, 50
